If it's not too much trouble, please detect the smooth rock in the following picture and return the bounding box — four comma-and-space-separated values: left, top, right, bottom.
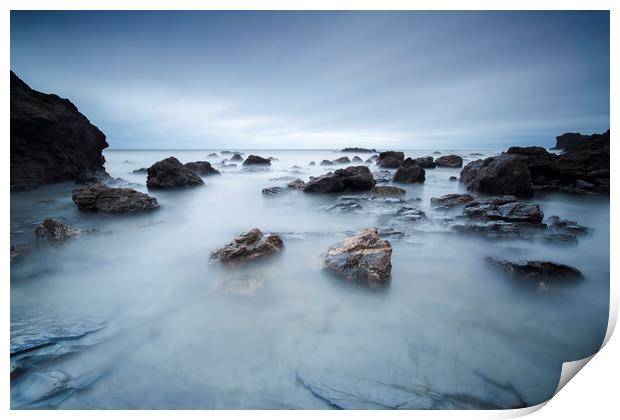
229, 153, 243, 161
146, 157, 204, 189
393, 158, 425, 183
184, 161, 221, 176
435, 155, 463, 168
485, 257, 583, 281
431, 193, 475, 208
377, 151, 404, 168
72, 184, 159, 213
460, 155, 533, 197
242, 155, 271, 166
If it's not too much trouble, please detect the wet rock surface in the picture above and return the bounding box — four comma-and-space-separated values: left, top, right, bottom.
303, 166, 375, 193
10, 72, 109, 190
435, 155, 463, 168
323, 227, 392, 287
393, 158, 425, 183
146, 157, 205, 189
377, 151, 404, 168
229, 153, 243, 161
211, 228, 284, 267
460, 155, 533, 197
462, 198, 543, 224
431, 193, 475, 208
34, 219, 81, 244
371, 185, 406, 198
415, 156, 436, 168
485, 257, 583, 281
72, 184, 159, 213
184, 161, 221, 176
243, 155, 271, 166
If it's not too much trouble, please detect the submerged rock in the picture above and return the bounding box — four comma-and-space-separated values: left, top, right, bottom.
351, 156, 363, 163
323, 227, 392, 287
207, 152, 219, 158
287, 178, 306, 190
10, 72, 109, 190
309, 161, 316, 166
146, 157, 204, 189
460, 155, 533, 197
262, 186, 287, 197
34, 219, 81, 244
372, 170, 392, 184
184, 161, 221, 176
547, 215, 591, 236
131, 168, 147, 174
72, 184, 159, 213
377, 151, 404, 168
320, 160, 333, 166
211, 228, 284, 267
393, 158, 425, 183
431, 193, 475, 208
463, 198, 543, 224
453, 221, 520, 239
370, 185, 406, 198
435, 155, 463, 168
485, 257, 583, 281
242, 155, 271, 166
415, 156, 436, 168
449, 176, 457, 181
303, 166, 375, 193
229, 153, 243, 161
332, 156, 351, 164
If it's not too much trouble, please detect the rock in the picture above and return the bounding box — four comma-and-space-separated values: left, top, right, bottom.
34, 218, 81, 244
506, 146, 558, 179
229, 153, 243, 161
372, 170, 392, 184
392, 206, 427, 222
555, 132, 609, 191
542, 232, 578, 245
146, 157, 204, 189
332, 156, 351, 164
242, 155, 271, 166
303, 166, 375, 193
469, 153, 484, 156
453, 221, 520, 238
463, 199, 543, 224
435, 155, 463, 168
211, 228, 284, 267
460, 155, 533, 197
432, 151, 442, 155
449, 176, 457, 181
262, 186, 287, 197
322, 202, 363, 213
132, 168, 148, 174
554, 130, 609, 150
207, 152, 219, 158
184, 161, 221, 176
415, 156, 436, 168
221, 163, 237, 168
547, 215, 590, 235
320, 159, 333, 166
393, 158, 425, 183
268, 156, 279, 161
371, 185, 406, 198
309, 161, 316, 166
351, 156, 363, 163
74, 171, 112, 185
377, 151, 404, 168
431, 193, 475, 208
10, 71, 109, 190
287, 178, 306, 190
72, 184, 159, 213
322, 227, 392, 287
485, 257, 583, 281
10, 244, 33, 263
341, 147, 377, 153
364, 158, 375, 164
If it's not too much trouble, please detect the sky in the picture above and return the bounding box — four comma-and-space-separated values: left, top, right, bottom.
11, 11, 610, 150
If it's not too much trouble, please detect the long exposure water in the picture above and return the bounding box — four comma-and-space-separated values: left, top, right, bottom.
10, 149, 609, 409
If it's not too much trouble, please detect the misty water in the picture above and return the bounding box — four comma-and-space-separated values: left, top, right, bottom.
10, 149, 609, 409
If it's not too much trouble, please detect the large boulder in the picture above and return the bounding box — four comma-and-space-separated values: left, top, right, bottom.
146, 157, 204, 189
555, 133, 609, 191
184, 161, 221, 176
377, 151, 404, 168
323, 227, 392, 287
485, 257, 583, 281
10, 71, 109, 190
463, 197, 543, 224
506, 146, 558, 179
34, 218, 81, 244
435, 155, 463, 168
393, 158, 425, 183
242, 155, 271, 166
211, 228, 284, 267
72, 184, 159, 213
460, 154, 533, 197
554, 130, 609, 150
303, 166, 375, 193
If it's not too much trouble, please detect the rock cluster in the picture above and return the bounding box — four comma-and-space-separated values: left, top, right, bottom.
341, 147, 377, 153
211, 228, 284, 266
72, 184, 159, 213
323, 227, 392, 287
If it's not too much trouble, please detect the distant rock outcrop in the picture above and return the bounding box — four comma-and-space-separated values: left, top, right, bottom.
10, 71, 109, 190
341, 147, 377, 153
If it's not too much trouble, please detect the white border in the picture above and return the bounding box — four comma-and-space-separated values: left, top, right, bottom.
2, 1, 617, 419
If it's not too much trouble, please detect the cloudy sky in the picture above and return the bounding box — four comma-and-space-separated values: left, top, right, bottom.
11, 11, 609, 150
